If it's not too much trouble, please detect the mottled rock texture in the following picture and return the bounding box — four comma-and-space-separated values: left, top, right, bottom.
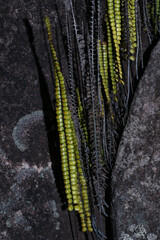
1, 0, 159, 239
111, 40, 160, 240
0, 0, 87, 239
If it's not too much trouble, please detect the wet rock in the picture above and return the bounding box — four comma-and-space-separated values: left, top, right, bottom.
111, 40, 160, 239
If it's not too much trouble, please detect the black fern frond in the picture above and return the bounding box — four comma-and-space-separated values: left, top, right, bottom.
70, 1, 86, 97
141, 0, 153, 43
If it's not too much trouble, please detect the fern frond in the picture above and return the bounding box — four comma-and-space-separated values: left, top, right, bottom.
45, 16, 93, 232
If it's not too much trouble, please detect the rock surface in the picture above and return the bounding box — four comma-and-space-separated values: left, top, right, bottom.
0, 1, 87, 239
111, 40, 160, 240
1, 0, 159, 239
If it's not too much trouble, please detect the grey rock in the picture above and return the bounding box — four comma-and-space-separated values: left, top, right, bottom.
111, 40, 160, 239
0, 0, 87, 239
1, 0, 158, 239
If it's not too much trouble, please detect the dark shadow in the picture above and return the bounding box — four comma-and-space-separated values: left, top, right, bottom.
105, 172, 114, 240
23, 19, 66, 205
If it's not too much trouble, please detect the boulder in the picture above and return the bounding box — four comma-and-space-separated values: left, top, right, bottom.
111, 40, 160, 240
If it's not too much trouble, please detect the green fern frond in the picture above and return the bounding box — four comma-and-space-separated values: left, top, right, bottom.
45, 16, 93, 232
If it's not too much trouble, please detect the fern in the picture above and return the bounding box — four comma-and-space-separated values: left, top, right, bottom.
43, 1, 160, 238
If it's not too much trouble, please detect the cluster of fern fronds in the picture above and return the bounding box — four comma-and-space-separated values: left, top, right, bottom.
44, 0, 159, 239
